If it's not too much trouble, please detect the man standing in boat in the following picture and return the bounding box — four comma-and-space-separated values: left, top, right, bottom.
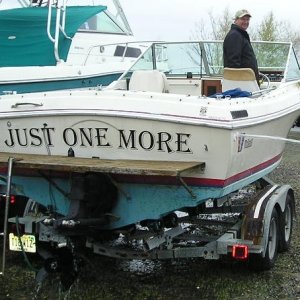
223, 9, 260, 85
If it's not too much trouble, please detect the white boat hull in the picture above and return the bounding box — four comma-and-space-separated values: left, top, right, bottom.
0, 86, 299, 190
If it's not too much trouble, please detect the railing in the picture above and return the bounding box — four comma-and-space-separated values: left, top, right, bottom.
46, 0, 71, 64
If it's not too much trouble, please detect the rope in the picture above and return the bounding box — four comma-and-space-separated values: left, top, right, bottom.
239, 133, 300, 144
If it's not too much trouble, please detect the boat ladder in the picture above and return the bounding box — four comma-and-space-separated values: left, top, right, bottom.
0, 157, 15, 276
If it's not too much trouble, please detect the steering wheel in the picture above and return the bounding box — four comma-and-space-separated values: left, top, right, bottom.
259, 72, 270, 89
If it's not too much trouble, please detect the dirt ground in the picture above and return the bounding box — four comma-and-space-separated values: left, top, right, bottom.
1, 131, 300, 300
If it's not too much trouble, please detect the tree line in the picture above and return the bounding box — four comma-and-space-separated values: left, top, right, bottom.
190, 8, 300, 57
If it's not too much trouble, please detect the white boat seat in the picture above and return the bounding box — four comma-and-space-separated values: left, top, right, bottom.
222, 68, 260, 93
129, 70, 169, 93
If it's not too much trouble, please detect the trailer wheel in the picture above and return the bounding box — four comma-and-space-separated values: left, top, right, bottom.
249, 208, 279, 271
279, 194, 293, 252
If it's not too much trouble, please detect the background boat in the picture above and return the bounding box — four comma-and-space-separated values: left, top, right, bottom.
0, 0, 148, 94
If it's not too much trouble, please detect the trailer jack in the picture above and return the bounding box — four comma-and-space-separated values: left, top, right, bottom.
35, 240, 83, 292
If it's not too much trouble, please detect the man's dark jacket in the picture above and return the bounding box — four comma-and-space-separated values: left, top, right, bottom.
223, 24, 259, 84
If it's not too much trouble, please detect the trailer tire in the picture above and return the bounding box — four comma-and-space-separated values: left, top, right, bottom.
279, 194, 293, 252
249, 208, 279, 271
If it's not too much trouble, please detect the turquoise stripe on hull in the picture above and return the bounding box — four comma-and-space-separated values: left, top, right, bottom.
0, 73, 121, 95
5, 160, 279, 229
106, 159, 280, 229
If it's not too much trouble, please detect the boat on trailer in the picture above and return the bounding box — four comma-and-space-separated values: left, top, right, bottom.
0, 0, 147, 94
0, 40, 299, 224
0, 40, 298, 285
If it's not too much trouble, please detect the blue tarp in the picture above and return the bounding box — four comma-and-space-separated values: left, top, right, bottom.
0, 6, 107, 67
209, 88, 252, 99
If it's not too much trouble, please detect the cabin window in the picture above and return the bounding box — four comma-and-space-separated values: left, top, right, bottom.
114, 46, 142, 58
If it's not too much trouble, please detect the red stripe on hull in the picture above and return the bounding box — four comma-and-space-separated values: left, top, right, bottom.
113, 153, 282, 187
0, 154, 282, 188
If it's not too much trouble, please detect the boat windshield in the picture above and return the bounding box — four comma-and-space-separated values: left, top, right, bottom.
252, 42, 300, 81
79, 10, 126, 34
77, 0, 133, 35
124, 41, 300, 82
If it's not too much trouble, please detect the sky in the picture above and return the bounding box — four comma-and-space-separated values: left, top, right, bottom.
119, 0, 300, 40
1, 0, 299, 41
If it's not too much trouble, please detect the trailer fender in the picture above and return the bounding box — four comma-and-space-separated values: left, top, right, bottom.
241, 184, 294, 249
259, 185, 294, 257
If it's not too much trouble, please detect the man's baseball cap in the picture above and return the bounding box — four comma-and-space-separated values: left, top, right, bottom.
235, 9, 252, 19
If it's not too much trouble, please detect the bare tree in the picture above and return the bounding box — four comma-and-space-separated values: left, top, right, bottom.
190, 9, 300, 55
190, 7, 232, 40
187, 8, 232, 72
187, 9, 300, 74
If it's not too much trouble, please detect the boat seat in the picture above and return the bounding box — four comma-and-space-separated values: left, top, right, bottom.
222, 68, 260, 93
129, 70, 169, 93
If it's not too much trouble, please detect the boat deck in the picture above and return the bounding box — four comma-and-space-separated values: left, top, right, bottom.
0, 152, 205, 177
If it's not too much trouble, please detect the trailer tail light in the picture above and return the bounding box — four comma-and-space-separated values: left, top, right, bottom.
232, 244, 249, 260
0, 194, 16, 205
10, 195, 16, 204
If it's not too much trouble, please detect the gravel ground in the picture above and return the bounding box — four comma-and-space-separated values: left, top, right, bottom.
1, 131, 300, 300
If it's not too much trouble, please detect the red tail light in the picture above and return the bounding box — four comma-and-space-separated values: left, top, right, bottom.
10, 195, 16, 204
232, 244, 249, 260
0, 194, 16, 204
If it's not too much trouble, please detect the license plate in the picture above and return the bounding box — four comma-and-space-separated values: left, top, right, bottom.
9, 233, 36, 253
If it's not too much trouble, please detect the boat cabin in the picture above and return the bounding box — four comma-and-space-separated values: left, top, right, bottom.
108, 41, 300, 97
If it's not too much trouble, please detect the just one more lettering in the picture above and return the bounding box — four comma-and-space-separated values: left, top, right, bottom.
3, 124, 192, 154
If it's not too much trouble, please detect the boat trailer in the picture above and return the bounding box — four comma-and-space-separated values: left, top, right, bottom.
0, 152, 295, 289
